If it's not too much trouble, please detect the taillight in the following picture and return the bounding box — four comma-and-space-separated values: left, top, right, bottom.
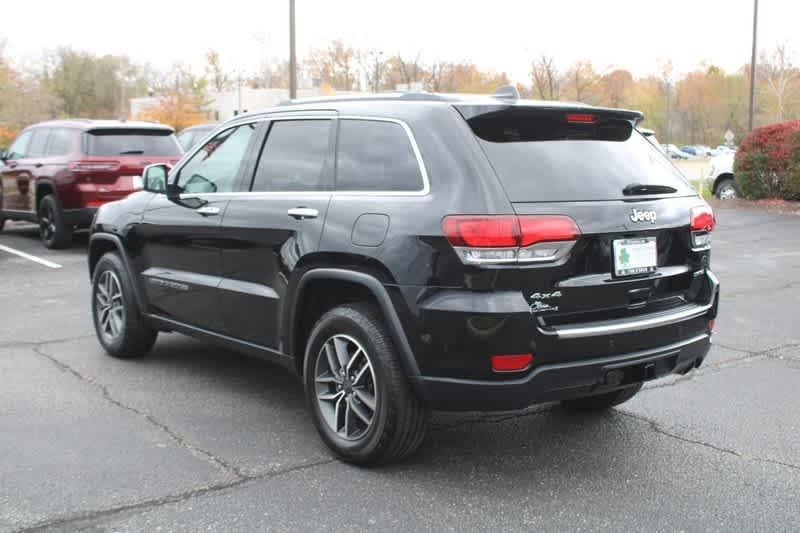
69, 161, 121, 174
690, 204, 715, 249
442, 215, 581, 265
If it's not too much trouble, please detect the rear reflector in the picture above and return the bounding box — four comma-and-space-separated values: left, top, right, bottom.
491, 353, 534, 373
708, 319, 716, 332
443, 215, 580, 264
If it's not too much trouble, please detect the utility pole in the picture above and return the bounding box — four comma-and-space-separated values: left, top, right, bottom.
665, 80, 671, 148
748, 0, 759, 131
289, 0, 297, 99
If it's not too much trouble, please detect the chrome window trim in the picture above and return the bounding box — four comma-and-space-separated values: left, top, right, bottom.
175, 114, 430, 200
333, 116, 430, 196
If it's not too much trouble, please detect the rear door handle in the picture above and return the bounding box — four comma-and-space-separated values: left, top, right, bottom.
197, 206, 221, 216
288, 207, 319, 220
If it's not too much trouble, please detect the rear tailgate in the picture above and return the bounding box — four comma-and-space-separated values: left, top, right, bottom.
75, 128, 182, 203
457, 104, 713, 342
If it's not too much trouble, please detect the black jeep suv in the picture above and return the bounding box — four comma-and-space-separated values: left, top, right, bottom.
87, 89, 719, 465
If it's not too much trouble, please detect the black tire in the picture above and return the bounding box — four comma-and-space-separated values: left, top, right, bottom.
91, 252, 157, 358
0, 217, 5, 231
304, 303, 428, 466
715, 178, 738, 200
561, 383, 643, 411
38, 194, 72, 249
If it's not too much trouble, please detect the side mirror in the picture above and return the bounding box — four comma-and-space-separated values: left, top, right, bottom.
142, 163, 169, 194
0, 150, 7, 162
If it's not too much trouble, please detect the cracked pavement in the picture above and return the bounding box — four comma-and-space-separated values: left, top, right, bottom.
1, 206, 799, 532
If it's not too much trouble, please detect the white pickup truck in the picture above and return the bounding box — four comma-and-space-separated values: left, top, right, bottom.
704, 152, 738, 199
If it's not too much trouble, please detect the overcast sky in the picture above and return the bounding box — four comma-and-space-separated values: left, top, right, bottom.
1, 0, 797, 82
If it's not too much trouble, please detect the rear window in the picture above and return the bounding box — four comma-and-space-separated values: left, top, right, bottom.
85, 129, 179, 157
465, 108, 694, 202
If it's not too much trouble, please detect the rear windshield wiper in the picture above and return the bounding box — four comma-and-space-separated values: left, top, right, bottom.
118, 149, 145, 155
623, 183, 677, 196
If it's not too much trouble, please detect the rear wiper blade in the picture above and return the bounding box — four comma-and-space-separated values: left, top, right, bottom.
118, 149, 144, 155
623, 183, 677, 195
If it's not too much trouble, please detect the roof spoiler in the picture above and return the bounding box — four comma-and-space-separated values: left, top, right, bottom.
492, 85, 520, 101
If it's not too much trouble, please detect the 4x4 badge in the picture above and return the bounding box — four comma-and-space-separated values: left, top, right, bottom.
630, 208, 657, 224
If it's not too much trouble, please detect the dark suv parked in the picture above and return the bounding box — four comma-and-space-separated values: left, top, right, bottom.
87, 90, 719, 465
0, 120, 182, 248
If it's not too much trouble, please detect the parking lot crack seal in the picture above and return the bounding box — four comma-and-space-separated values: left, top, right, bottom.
31, 343, 247, 480
617, 410, 800, 472
15, 457, 336, 533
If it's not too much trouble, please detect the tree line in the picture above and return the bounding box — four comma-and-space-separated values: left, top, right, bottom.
1, 37, 798, 148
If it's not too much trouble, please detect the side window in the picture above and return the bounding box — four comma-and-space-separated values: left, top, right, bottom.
176, 124, 255, 194
251, 120, 332, 192
46, 128, 73, 156
336, 119, 424, 192
27, 129, 50, 158
7, 130, 33, 160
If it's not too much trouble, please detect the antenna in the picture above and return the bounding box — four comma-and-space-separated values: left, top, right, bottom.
492, 85, 520, 101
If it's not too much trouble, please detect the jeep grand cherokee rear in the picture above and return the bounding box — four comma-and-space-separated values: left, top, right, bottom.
409, 104, 718, 411
87, 92, 718, 465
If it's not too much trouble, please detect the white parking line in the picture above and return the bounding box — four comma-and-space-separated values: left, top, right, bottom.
0, 244, 62, 269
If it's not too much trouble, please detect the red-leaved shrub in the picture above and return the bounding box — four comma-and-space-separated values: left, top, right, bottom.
734, 120, 800, 199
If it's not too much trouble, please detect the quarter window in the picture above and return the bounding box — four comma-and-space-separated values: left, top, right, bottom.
335, 119, 423, 192
46, 128, 73, 156
251, 120, 332, 192
177, 124, 256, 194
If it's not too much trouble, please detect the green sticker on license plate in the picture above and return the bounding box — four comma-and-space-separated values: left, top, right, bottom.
613, 237, 657, 277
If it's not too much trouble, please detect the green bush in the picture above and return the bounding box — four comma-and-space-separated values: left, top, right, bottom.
734, 120, 800, 200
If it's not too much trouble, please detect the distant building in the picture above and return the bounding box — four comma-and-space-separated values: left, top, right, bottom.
130, 87, 370, 125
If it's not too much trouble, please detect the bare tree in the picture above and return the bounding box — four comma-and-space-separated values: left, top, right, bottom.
562, 60, 597, 102
758, 44, 800, 122
357, 49, 386, 93
205, 50, 229, 92
531, 54, 560, 100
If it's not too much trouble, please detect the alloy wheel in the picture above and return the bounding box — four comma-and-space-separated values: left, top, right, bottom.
95, 270, 125, 342
39, 202, 56, 242
314, 334, 377, 441
718, 184, 737, 200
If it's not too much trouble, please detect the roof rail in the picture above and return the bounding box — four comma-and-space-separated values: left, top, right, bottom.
492, 85, 520, 101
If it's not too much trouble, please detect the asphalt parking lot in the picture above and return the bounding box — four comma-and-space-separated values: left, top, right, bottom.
1, 206, 799, 532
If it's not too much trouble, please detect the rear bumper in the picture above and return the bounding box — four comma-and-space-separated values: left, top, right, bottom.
411, 333, 711, 411
62, 208, 97, 227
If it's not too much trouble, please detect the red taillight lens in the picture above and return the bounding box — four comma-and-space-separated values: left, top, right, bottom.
565, 113, 596, 124
491, 353, 534, 373
442, 215, 581, 264
690, 205, 715, 232
518, 215, 580, 246
442, 215, 519, 248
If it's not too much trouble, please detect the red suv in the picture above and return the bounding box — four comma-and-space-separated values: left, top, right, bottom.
0, 120, 182, 248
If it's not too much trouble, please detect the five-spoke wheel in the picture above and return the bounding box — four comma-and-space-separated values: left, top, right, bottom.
95, 270, 125, 343
304, 303, 428, 465
314, 334, 377, 440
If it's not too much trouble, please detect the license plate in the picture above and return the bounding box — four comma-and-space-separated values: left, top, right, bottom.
613, 237, 657, 277
130, 176, 143, 189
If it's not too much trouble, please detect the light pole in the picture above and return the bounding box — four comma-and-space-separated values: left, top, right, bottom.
289, 0, 297, 99
748, 0, 759, 131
